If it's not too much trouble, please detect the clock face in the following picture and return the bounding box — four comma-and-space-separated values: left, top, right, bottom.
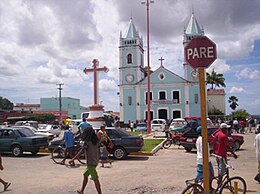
191, 70, 198, 79
125, 74, 134, 83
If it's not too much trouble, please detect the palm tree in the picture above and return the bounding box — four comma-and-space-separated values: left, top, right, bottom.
228, 96, 239, 111
206, 69, 226, 89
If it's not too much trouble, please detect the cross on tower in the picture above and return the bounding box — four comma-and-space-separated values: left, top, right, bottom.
159, 57, 165, 66
83, 59, 109, 105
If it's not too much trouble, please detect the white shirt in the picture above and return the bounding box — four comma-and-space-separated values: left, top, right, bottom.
255, 133, 260, 161
196, 136, 210, 165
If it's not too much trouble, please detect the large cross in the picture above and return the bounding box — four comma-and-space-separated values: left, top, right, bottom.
83, 59, 109, 105
159, 57, 165, 66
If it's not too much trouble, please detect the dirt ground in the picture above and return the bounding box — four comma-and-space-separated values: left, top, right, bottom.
1, 132, 260, 194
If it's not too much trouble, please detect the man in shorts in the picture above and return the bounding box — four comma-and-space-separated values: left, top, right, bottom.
72, 126, 102, 194
61, 125, 75, 165
212, 123, 238, 184
0, 154, 11, 191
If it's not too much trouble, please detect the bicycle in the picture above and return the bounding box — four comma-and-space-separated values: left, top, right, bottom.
51, 140, 86, 165
181, 154, 247, 194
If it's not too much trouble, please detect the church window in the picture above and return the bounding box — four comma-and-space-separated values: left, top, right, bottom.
145, 111, 154, 121
172, 110, 181, 119
145, 92, 153, 105
127, 54, 132, 64
128, 96, 132, 105
159, 91, 166, 100
159, 73, 165, 80
194, 94, 198, 104
172, 91, 180, 104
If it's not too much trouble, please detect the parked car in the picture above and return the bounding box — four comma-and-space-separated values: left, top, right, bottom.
170, 117, 213, 133
48, 127, 144, 160
135, 123, 147, 132
13, 125, 54, 141
38, 124, 61, 137
0, 127, 48, 156
151, 119, 167, 132
169, 118, 186, 131
14, 120, 39, 129
178, 126, 244, 152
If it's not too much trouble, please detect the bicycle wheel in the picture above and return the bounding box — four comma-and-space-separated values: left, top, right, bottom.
181, 183, 203, 194
219, 176, 247, 194
51, 146, 65, 164
76, 147, 87, 165
163, 140, 172, 149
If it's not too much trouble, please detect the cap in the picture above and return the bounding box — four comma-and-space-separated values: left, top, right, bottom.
220, 123, 231, 129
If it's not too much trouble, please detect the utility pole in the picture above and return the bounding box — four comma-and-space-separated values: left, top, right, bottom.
56, 83, 64, 124
141, 0, 154, 133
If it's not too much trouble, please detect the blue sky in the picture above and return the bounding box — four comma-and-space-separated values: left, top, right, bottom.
0, 0, 259, 116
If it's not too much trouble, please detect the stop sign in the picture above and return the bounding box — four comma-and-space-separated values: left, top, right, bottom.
185, 36, 217, 69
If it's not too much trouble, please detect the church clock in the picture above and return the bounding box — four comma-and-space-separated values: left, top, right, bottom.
125, 74, 134, 83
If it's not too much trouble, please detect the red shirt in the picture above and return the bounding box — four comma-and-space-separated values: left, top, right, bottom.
213, 130, 229, 158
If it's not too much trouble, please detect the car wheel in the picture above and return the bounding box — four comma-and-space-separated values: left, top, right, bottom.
12, 145, 23, 157
113, 146, 126, 160
185, 147, 192, 152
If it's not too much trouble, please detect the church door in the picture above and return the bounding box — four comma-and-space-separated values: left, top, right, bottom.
158, 109, 167, 120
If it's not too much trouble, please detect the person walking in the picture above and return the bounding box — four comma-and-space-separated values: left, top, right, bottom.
212, 123, 238, 184
97, 126, 113, 149
254, 133, 260, 183
70, 126, 102, 194
195, 127, 214, 190
0, 154, 11, 191
60, 125, 75, 165
99, 142, 112, 167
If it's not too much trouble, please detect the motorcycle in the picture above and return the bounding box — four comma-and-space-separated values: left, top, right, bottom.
163, 135, 181, 149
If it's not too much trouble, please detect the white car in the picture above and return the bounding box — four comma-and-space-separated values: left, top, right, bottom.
151, 119, 167, 132
169, 118, 186, 131
13, 125, 54, 141
38, 124, 61, 137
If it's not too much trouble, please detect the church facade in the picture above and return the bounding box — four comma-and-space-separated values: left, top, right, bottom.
119, 13, 205, 124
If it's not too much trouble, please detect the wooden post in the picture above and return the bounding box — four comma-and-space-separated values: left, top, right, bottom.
198, 68, 210, 194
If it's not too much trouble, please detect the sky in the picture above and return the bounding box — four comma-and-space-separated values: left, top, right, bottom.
0, 0, 259, 116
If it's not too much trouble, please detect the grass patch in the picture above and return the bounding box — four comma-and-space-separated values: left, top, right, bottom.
130, 131, 141, 136
143, 139, 164, 152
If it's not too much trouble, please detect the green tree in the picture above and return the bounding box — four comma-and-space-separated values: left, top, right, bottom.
228, 96, 239, 111
206, 69, 226, 89
0, 97, 14, 110
33, 114, 56, 123
208, 106, 224, 116
230, 109, 249, 120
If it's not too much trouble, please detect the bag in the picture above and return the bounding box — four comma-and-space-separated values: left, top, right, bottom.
108, 142, 114, 149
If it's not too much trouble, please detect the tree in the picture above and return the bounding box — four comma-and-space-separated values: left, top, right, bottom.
33, 114, 56, 123
228, 96, 239, 111
206, 69, 226, 89
229, 109, 249, 120
0, 97, 14, 110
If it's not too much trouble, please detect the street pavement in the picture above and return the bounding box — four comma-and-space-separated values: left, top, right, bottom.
1, 131, 260, 193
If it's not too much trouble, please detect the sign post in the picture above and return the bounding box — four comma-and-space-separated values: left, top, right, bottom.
185, 36, 217, 194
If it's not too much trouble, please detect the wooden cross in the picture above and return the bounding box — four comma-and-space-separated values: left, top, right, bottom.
159, 57, 165, 66
83, 59, 109, 105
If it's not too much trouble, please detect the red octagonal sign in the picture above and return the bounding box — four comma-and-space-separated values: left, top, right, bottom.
185, 36, 217, 69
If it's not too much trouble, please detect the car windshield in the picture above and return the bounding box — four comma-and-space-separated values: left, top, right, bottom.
17, 128, 35, 137
152, 120, 163, 124
137, 124, 146, 127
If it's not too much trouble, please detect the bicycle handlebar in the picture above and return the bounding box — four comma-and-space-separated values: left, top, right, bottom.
210, 154, 234, 170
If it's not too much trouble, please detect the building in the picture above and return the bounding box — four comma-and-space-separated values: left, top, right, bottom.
13, 103, 40, 112
207, 89, 225, 114
40, 97, 85, 119
119, 13, 206, 124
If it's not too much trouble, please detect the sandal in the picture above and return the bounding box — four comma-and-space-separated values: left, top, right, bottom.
4, 182, 11, 191
76, 189, 83, 194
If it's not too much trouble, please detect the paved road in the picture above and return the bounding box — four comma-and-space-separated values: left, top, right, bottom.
1, 132, 260, 194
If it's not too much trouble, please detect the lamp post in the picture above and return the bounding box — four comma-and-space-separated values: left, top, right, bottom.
141, 0, 154, 133
56, 83, 64, 124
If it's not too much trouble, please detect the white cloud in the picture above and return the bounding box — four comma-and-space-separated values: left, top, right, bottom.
229, 87, 245, 94
99, 79, 118, 91
207, 59, 231, 74
237, 68, 260, 80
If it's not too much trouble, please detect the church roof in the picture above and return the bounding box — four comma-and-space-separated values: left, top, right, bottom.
185, 12, 204, 35
126, 18, 139, 38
